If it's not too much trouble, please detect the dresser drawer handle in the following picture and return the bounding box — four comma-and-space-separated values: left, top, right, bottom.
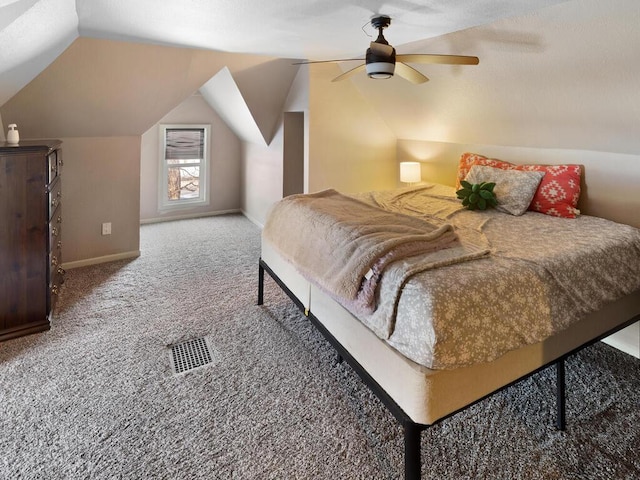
51, 285, 59, 295
51, 256, 58, 267
52, 226, 59, 237
57, 266, 66, 276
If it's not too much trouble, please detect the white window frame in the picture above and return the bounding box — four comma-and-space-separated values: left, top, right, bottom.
158, 124, 211, 211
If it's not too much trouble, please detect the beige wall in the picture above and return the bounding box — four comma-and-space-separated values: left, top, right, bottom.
242, 132, 286, 226
61, 136, 141, 266
140, 94, 242, 222
283, 112, 305, 197
308, 63, 397, 195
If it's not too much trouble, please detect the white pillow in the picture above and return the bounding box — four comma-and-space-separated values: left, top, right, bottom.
465, 165, 545, 215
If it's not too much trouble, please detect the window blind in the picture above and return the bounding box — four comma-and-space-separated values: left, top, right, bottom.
165, 128, 205, 159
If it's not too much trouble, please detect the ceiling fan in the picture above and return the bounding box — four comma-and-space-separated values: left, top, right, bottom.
295, 15, 479, 84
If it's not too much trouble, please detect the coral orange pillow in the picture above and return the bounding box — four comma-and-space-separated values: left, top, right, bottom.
456, 152, 582, 218
456, 153, 511, 189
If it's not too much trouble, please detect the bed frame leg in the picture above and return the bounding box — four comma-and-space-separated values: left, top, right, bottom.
556, 358, 566, 431
404, 422, 422, 480
257, 261, 264, 306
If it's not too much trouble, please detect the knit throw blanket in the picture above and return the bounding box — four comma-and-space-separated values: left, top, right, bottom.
263, 189, 487, 313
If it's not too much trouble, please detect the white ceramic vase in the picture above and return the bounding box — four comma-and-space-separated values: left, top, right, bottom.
7, 124, 19, 144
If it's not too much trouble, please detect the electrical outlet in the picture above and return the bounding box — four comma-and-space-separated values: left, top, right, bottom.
102, 222, 111, 235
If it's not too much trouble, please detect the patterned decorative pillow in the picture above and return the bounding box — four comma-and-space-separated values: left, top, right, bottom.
511, 164, 582, 218
465, 165, 545, 216
456, 152, 582, 218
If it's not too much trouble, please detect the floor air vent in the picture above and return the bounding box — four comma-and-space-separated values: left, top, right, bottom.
170, 337, 214, 374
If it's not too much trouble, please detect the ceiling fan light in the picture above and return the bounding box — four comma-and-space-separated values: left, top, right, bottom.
366, 62, 395, 79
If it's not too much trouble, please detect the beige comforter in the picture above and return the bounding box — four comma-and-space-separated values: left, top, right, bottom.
263, 189, 489, 314
264, 184, 640, 369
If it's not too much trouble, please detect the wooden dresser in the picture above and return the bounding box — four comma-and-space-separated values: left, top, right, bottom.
0, 140, 64, 341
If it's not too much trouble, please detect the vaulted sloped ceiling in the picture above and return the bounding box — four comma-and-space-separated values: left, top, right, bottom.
199, 68, 267, 146
200, 60, 302, 146
1, 0, 573, 113
0, 37, 298, 139
232, 59, 303, 144
0, 0, 579, 145
0, 0, 77, 107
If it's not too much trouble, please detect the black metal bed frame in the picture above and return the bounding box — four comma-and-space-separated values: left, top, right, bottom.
257, 258, 639, 480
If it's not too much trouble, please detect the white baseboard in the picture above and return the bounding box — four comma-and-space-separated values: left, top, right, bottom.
241, 209, 264, 229
140, 209, 241, 224
62, 250, 141, 270
602, 322, 640, 359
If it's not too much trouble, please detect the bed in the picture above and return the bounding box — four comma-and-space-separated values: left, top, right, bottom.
257, 158, 640, 480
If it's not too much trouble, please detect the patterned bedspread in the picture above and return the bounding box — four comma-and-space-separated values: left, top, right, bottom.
266, 184, 640, 369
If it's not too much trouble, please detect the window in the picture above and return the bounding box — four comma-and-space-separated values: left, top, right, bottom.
159, 124, 210, 210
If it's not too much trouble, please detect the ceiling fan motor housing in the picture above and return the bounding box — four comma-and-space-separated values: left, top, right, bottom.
366, 48, 396, 78
366, 16, 395, 79
314, 13, 474, 84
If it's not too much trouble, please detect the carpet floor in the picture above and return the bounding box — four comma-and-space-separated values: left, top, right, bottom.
0, 214, 638, 479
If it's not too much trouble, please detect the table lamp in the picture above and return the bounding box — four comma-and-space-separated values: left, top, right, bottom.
400, 161, 421, 185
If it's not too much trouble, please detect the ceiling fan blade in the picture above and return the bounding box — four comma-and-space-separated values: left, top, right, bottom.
395, 62, 429, 84
331, 64, 366, 82
292, 58, 363, 65
369, 41, 394, 57
396, 54, 479, 65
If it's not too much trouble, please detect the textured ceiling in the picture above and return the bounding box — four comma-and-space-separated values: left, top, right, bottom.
0, 0, 572, 106
75, 0, 572, 60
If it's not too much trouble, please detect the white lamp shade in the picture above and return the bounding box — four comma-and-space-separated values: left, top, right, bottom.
400, 162, 421, 183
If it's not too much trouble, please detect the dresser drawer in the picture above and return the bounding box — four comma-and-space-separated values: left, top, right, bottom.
49, 238, 63, 309
48, 202, 64, 315
49, 202, 62, 236
49, 243, 62, 272
48, 177, 62, 219
47, 149, 60, 184
49, 264, 65, 314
